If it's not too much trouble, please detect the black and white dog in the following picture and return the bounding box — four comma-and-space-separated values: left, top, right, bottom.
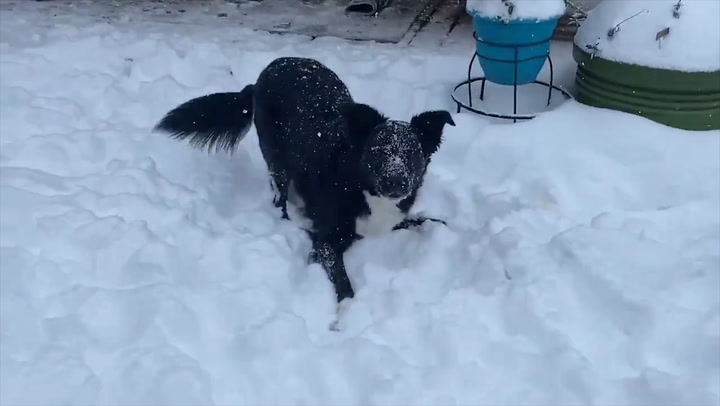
154, 57, 454, 309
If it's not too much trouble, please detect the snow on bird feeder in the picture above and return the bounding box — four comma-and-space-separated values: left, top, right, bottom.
466, 0, 566, 85
452, 0, 573, 122
573, 0, 720, 131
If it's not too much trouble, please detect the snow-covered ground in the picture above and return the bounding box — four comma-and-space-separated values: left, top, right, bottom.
1, 4, 719, 406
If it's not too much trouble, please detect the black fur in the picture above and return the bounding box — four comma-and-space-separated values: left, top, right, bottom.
154, 86, 254, 153
154, 57, 455, 304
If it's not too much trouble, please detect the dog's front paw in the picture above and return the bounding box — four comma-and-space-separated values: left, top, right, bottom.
422, 216, 447, 226
393, 216, 447, 231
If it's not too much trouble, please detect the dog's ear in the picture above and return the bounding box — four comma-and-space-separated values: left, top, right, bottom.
339, 103, 387, 144
410, 110, 455, 157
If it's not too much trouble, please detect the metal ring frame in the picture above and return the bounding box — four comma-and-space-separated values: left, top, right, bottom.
451, 31, 573, 122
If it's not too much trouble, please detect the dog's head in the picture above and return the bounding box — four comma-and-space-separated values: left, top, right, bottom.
341, 103, 455, 199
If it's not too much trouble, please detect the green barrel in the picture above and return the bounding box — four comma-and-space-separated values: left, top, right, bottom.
573, 45, 720, 131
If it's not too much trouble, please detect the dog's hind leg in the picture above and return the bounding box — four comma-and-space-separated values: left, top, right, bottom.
269, 169, 290, 220
255, 114, 291, 220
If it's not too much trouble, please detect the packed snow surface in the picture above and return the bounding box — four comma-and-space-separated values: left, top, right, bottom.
2, 4, 720, 406
575, 0, 720, 72
466, 0, 566, 21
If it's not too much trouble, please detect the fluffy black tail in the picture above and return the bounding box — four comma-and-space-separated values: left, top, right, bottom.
154, 84, 255, 153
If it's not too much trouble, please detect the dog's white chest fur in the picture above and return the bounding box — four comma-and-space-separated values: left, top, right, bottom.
355, 191, 405, 237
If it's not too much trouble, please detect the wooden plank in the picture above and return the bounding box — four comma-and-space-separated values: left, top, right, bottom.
553, 14, 579, 42
15, 0, 433, 44
397, 0, 447, 46
409, 1, 475, 50
9, 0, 491, 47
244, 0, 435, 43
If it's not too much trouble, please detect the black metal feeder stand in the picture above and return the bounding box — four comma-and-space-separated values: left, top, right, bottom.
452, 31, 573, 123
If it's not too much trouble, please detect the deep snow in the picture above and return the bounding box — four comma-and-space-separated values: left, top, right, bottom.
1, 3, 720, 406
575, 0, 720, 72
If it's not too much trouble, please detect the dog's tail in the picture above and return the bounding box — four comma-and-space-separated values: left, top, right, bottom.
154, 84, 255, 153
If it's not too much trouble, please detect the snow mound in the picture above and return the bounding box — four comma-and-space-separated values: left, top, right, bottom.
466, 0, 566, 21
575, 0, 720, 72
